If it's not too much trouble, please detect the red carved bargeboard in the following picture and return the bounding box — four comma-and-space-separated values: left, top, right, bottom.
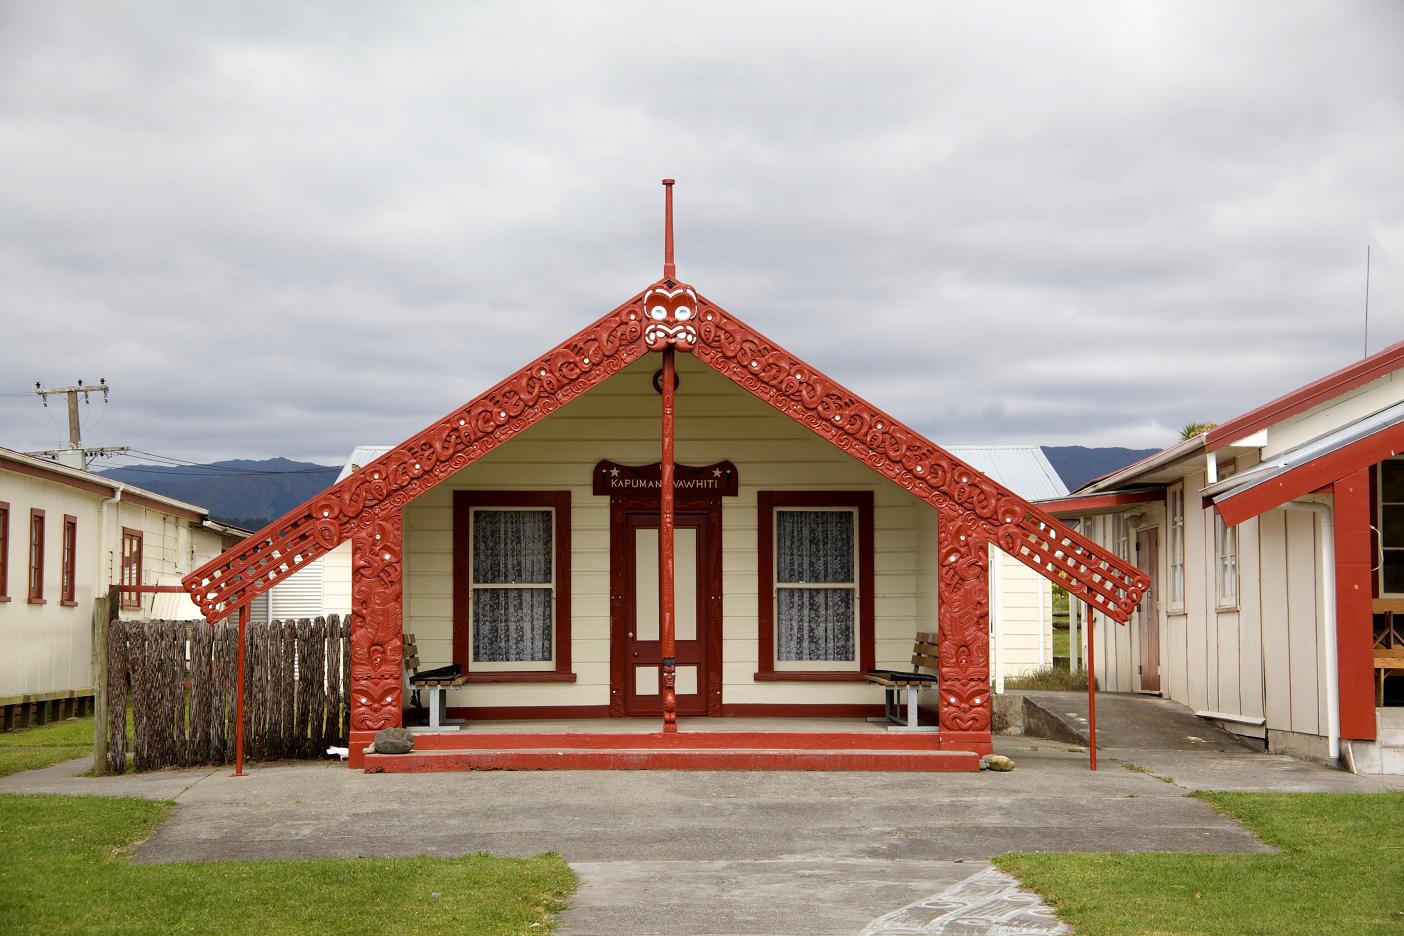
183, 281, 1147, 736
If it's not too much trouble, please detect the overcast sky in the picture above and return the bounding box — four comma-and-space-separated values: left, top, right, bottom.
2, 2, 1401, 467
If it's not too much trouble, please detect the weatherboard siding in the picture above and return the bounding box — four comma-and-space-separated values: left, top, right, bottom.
401, 352, 932, 710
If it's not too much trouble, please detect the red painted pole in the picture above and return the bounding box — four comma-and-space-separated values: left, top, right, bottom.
1086, 600, 1097, 772
233, 603, 248, 776
660, 345, 678, 733
662, 179, 676, 281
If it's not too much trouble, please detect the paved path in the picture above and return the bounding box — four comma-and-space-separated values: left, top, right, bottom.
1022, 690, 1263, 752
7, 734, 1401, 935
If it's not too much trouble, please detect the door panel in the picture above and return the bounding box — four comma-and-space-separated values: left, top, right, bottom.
1137, 528, 1162, 693
622, 512, 709, 715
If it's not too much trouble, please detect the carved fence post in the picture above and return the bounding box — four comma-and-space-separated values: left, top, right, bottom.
349, 513, 404, 732
936, 510, 993, 754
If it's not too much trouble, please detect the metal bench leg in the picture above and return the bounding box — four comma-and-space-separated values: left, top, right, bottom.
885, 684, 939, 732
867, 686, 900, 724
427, 688, 442, 730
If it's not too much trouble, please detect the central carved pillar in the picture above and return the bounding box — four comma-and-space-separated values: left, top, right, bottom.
349, 512, 404, 732
935, 509, 993, 754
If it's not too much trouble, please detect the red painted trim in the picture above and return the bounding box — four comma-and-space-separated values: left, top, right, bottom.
27, 508, 44, 603
119, 527, 143, 610
364, 748, 980, 773
60, 514, 77, 605
1207, 339, 1404, 449
452, 491, 572, 678
1, 455, 111, 497
1333, 469, 1376, 740
752, 671, 868, 682
935, 730, 995, 756
756, 491, 876, 679
407, 730, 940, 751
1216, 420, 1404, 527
0, 500, 9, 600
116, 584, 187, 593
608, 494, 723, 716
187, 285, 1146, 628
122, 492, 203, 524
458, 672, 577, 684
1038, 488, 1163, 517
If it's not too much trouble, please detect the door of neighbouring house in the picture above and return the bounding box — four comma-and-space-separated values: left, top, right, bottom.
1136, 528, 1162, 693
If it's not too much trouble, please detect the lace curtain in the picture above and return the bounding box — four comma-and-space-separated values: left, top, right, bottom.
471, 509, 553, 663
775, 510, 856, 662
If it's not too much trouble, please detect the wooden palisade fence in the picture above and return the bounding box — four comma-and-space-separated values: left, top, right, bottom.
99, 606, 350, 774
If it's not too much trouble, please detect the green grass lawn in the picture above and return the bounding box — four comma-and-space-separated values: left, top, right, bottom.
1052, 625, 1070, 660
0, 717, 94, 777
0, 793, 577, 934
997, 791, 1404, 936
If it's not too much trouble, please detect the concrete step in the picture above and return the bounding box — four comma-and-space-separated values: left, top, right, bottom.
1383, 747, 1404, 775
1377, 707, 1404, 731
1377, 727, 1404, 747
363, 747, 980, 773
405, 730, 941, 752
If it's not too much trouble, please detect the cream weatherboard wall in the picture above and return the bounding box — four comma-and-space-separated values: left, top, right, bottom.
401, 352, 939, 711
2, 458, 233, 702
991, 550, 1054, 678
1083, 457, 1331, 743
0, 471, 102, 701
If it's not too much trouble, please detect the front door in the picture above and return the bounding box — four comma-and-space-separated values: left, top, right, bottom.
1136, 527, 1162, 693
622, 511, 708, 715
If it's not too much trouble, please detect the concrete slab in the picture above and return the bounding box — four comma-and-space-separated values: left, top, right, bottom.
1020, 690, 1259, 752
3, 732, 1399, 934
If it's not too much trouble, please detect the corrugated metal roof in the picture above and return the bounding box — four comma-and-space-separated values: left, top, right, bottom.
944, 445, 1069, 500
336, 445, 393, 483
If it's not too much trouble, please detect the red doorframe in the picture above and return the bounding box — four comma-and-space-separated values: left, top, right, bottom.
1334, 468, 1377, 739
609, 493, 723, 716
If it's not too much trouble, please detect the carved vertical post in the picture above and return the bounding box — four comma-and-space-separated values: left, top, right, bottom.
659, 346, 678, 733
349, 512, 404, 734
935, 510, 993, 754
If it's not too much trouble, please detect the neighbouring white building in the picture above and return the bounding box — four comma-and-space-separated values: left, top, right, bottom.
0, 447, 246, 722
946, 445, 1068, 685
1042, 340, 1404, 774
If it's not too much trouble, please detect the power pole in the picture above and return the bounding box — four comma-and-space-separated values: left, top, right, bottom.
29, 379, 128, 470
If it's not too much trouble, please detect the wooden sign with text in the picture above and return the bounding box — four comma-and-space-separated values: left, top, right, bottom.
593, 460, 738, 497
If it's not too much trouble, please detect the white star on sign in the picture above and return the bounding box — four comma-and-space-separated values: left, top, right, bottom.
609, 467, 620, 477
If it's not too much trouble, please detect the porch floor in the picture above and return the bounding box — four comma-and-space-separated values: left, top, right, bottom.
360, 715, 981, 773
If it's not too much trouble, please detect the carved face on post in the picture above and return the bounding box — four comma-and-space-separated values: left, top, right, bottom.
643, 283, 698, 352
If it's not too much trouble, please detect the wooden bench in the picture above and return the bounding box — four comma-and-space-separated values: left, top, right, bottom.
1372, 600, 1404, 706
403, 633, 468, 731
865, 631, 939, 732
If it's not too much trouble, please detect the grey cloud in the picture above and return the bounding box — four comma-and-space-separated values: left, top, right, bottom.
1, 1, 1401, 465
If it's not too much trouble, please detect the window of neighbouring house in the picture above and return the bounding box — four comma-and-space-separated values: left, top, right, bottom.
453, 491, 572, 676
1378, 459, 1404, 596
61, 515, 77, 606
0, 501, 9, 601
1214, 465, 1238, 608
120, 528, 143, 610
1112, 513, 1130, 562
1168, 483, 1185, 610
758, 491, 874, 676
28, 509, 45, 603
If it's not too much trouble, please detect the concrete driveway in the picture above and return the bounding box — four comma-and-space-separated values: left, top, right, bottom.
6, 731, 1400, 935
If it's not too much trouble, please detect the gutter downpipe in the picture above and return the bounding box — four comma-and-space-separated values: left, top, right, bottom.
1280, 500, 1339, 763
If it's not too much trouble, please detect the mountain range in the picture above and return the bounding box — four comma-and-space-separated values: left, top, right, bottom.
95, 446, 1160, 529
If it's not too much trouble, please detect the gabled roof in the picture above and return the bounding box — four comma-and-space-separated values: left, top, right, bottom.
1206, 339, 1404, 449
944, 445, 1068, 500
183, 282, 1149, 626
1, 446, 211, 523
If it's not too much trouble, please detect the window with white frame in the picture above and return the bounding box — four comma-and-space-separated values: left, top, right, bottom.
1167, 483, 1185, 610
1379, 459, 1404, 596
470, 507, 555, 667
1214, 465, 1238, 608
1112, 513, 1130, 562
774, 508, 858, 668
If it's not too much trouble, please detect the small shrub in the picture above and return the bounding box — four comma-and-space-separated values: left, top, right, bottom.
1005, 666, 1098, 691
